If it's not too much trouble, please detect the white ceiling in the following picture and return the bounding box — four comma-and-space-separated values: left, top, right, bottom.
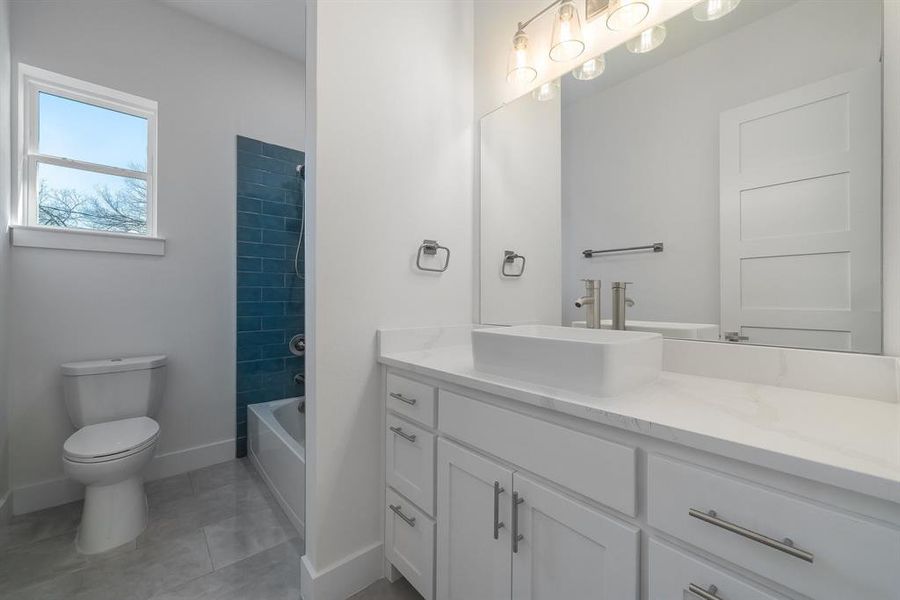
160, 0, 306, 62
562, 0, 796, 105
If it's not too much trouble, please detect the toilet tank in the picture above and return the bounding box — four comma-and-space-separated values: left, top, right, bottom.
62, 355, 167, 427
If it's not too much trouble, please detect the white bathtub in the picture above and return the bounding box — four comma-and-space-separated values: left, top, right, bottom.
248, 397, 305, 535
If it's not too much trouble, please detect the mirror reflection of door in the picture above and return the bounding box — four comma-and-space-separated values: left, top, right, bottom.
720, 66, 882, 353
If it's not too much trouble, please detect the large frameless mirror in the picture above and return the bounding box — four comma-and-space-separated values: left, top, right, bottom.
480, 0, 888, 354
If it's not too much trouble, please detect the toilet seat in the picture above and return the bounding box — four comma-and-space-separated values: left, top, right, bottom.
64, 417, 160, 464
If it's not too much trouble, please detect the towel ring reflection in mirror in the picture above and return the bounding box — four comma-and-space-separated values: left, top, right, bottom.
502, 250, 526, 277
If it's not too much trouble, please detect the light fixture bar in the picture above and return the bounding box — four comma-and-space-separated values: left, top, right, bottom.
516, 0, 565, 32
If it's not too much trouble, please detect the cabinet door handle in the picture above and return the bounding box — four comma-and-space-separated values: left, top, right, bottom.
389, 392, 417, 406
389, 426, 417, 443
389, 504, 416, 527
511, 491, 525, 553
688, 508, 814, 563
687, 584, 721, 600
493, 481, 505, 540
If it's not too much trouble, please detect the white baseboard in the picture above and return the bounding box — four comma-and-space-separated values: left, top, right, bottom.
143, 437, 235, 481
300, 542, 384, 600
12, 476, 83, 515
0, 491, 12, 524
12, 437, 235, 515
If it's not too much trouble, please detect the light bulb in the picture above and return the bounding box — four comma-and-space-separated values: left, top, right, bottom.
507, 30, 538, 85
606, 0, 650, 31
532, 79, 560, 102
693, 0, 741, 21
549, 0, 585, 62
626, 24, 666, 54
572, 55, 606, 81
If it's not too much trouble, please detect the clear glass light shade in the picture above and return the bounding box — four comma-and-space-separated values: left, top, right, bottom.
606, 0, 650, 31
693, 0, 741, 21
626, 25, 666, 54
507, 31, 538, 85
532, 79, 561, 102
572, 55, 606, 81
549, 0, 585, 62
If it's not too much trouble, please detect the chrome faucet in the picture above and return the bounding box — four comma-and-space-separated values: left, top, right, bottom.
611, 282, 635, 330
574, 279, 602, 328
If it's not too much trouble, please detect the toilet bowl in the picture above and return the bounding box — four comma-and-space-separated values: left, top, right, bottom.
63, 416, 160, 554
60, 355, 167, 554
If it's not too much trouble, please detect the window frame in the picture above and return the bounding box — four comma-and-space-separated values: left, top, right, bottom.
17, 64, 159, 237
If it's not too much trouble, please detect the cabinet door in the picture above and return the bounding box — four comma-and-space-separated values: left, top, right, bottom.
436, 439, 513, 600
511, 473, 639, 600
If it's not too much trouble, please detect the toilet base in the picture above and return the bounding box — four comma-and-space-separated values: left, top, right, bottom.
76, 476, 148, 554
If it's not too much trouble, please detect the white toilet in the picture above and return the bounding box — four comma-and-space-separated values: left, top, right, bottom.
61, 355, 167, 554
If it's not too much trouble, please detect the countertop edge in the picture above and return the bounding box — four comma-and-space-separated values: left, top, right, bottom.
378, 352, 900, 506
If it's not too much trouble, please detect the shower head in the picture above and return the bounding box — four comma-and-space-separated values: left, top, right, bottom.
296, 164, 305, 177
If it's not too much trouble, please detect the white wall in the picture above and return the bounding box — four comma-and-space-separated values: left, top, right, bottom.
303, 0, 473, 596
561, 0, 882, 326
7, 0, 305, 512
0, 0, 11, 519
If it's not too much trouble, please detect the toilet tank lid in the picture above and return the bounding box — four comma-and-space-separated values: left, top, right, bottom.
61, 355, 167, 376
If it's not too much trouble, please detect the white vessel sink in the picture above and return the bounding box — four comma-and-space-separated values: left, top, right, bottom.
472, 325, 662, 397
571, 320, 720, 341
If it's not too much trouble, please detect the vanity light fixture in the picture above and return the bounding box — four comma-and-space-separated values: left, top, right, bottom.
606, 0, 650, 31
507, 28, 538, 84
572, 55, 606, 80
549, 0, 586, 62
507, 0, 589, 86
533, 79, 561, 102
626, 24, 666, 54
693, 0, 741, 22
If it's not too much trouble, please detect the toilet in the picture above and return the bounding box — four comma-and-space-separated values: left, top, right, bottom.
60, 355, 167, 554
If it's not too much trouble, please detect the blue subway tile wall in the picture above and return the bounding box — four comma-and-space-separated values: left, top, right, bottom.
236, 136, 305, 457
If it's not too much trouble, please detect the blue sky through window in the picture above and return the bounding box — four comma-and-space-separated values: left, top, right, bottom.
36, 92, 149, 233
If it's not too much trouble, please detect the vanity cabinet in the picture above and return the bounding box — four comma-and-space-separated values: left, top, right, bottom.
435, 439, 639, 600
382, 367, 900, 600
435, 439, 512, 600
510, 472, 639, 599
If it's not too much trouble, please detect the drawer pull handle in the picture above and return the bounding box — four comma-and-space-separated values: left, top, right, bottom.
688, 508, 814, 563
389, 426, 417, 443
389, 504, 416, 527
511, 492, 525, 553
687, 584, 721, 600
390, 392, 417, 406
493, 481, 505, 540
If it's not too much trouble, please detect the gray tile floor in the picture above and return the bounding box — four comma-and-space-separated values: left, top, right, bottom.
0, 459, 422, 600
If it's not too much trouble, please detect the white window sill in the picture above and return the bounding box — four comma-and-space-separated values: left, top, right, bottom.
9, 225, 166, 256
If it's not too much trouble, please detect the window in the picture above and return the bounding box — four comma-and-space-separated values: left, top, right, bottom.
18, 65, 158, 238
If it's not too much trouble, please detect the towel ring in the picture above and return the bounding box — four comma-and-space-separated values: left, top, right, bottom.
502, 250, 526, 277
416, 239, 450, 273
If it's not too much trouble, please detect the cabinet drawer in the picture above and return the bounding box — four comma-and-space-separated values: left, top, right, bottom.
649, 538, 787, 600
387, 414, 435, 515
386, 488, 435, 600
647, 455, 900, 600
386, 372, 436, 428
439, 390, 636, 516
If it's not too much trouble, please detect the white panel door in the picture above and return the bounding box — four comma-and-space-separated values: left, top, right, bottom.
511, 473, 639, 600
436, 439, 513, 600
720, 66, 882, 352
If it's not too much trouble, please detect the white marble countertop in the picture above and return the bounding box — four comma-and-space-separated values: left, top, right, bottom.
378, 339, 900, 504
